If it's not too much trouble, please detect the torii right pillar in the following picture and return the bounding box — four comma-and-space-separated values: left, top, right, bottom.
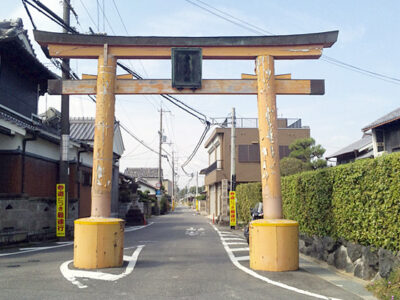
250, 55, 299, 271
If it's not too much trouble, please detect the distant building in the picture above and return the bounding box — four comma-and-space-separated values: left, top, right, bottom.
201, 117, 310, 221
326, 134, 373, 165
362, 107, 400, 156
327, 107, 400, 164
162, 179, 173, 196
124, 168, 163, 188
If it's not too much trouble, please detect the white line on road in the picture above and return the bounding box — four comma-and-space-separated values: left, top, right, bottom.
222, 237, 246, 241
125, 222, 154, 232
0, 242, 74, 257
212, 225, 342, 300
224, 242, 248, 245
60, 245, 145, 289
235, 255, 250, 261
230, 247, 249, 252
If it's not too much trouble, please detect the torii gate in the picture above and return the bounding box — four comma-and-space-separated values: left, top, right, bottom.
34, 30, 338, 271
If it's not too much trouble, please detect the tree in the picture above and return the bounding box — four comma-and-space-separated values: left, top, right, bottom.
280, 137, 327, 176
280, 157, 311, 176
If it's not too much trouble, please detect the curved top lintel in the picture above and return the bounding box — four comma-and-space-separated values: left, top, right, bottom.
34, 30, 338, 48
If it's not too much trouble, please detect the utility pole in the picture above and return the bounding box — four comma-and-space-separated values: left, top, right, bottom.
230, 107, 236, 191
195, 171, 199, 211
157, 108, 170, 206
158, 108, 163, 192
172, 151, 175, 210
60, 0, 70, 233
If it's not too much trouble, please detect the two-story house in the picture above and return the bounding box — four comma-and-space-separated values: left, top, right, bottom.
201, 118, 310, 221
327, 107, 400, 165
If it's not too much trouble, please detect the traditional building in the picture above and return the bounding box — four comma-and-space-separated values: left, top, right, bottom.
327, 107, 400, 164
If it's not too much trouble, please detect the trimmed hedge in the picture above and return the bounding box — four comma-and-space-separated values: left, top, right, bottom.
236, 182, 262, 224
236, 153, 400, 251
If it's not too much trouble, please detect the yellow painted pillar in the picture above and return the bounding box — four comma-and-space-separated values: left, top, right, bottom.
249, 55, 298, 272
74, 49, 124, 269
256, 55, 282, 219
91, 53, 117, 217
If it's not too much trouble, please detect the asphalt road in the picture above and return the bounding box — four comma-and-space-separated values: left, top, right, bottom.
0, 207, 364, 300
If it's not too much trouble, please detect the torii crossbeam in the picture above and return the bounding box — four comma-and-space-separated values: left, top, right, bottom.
34, 30, 338, 271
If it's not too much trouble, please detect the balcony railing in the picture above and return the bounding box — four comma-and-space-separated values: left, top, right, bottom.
210, 117, 305, 129
200, 160, 223, 175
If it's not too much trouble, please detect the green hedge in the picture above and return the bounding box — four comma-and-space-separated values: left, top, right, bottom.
236, 182, 262, 224
236, 153, 400, 251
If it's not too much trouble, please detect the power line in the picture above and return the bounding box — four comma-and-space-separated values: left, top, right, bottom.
186, 0, 400, 86
23, 0, 212, 173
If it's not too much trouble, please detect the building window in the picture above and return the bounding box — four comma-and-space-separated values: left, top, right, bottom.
238, 144, 260, 162
375, 129, 385, 152
279, 145, 290, 158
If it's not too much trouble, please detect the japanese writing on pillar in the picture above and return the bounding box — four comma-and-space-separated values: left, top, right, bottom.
56, 184, 65, 237
229, 191, 236, 227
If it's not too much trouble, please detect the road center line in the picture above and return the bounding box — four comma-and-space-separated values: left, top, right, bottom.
212, 224, 342, 300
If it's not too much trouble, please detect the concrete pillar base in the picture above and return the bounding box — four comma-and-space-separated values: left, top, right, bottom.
73, 217, 125, 269
249, 219, 299, 272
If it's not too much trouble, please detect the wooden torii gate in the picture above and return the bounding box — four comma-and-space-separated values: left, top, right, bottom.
34, 30, 338, 271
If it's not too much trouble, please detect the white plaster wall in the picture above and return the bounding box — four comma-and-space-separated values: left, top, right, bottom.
0, 134, 23, 150
25, 138, 59, 160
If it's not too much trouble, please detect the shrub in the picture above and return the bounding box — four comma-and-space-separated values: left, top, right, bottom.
236, 152, 400, 251
236, 182, 262, 224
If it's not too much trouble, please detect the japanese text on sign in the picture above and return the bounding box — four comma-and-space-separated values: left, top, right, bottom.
229, 191, 236, 227
56, 184, 65, 237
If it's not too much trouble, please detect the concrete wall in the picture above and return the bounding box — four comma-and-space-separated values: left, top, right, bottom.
0, 197, 78, 245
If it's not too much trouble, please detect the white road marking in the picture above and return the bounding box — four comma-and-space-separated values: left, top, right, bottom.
224, 242, 248, 245
185, 227, 205, 237
0, 223, 153, 258
236, 255, 250, 261
60, 245, 145, 289
0, 242, 74, 257
222, 237, 245, 241
212, 225, 343, 300
125, 222, 154, 232
230, 247, 249, 252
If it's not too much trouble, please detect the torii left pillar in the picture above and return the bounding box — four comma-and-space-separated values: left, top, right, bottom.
73, 49, 125, 269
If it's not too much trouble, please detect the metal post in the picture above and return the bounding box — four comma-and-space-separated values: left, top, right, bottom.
230, 107, 236, 192
60, 1, 70, 228
256, 55, 282, 219
91, 51, 117, 217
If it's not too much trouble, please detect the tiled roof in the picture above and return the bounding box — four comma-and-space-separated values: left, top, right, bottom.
0, 19, 57, 82
70, 118, 119, 142
326, 134, 372, 159
124, 168, 162, 179
70, 118, 95, 141
0, 104, 60, 139
362, 107, 400, 132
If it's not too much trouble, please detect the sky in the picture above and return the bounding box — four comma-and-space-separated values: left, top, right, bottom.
3, 0, 400, 188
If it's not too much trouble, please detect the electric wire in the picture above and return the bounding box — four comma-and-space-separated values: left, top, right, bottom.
186, 0, 400, 86
23, 0, 213, 174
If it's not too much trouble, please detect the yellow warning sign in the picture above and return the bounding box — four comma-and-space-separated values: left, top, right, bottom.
229, 191, 236, 227
56, 184, 66, 237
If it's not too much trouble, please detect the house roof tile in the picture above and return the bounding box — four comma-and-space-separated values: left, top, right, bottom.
362, 107, 400, 132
